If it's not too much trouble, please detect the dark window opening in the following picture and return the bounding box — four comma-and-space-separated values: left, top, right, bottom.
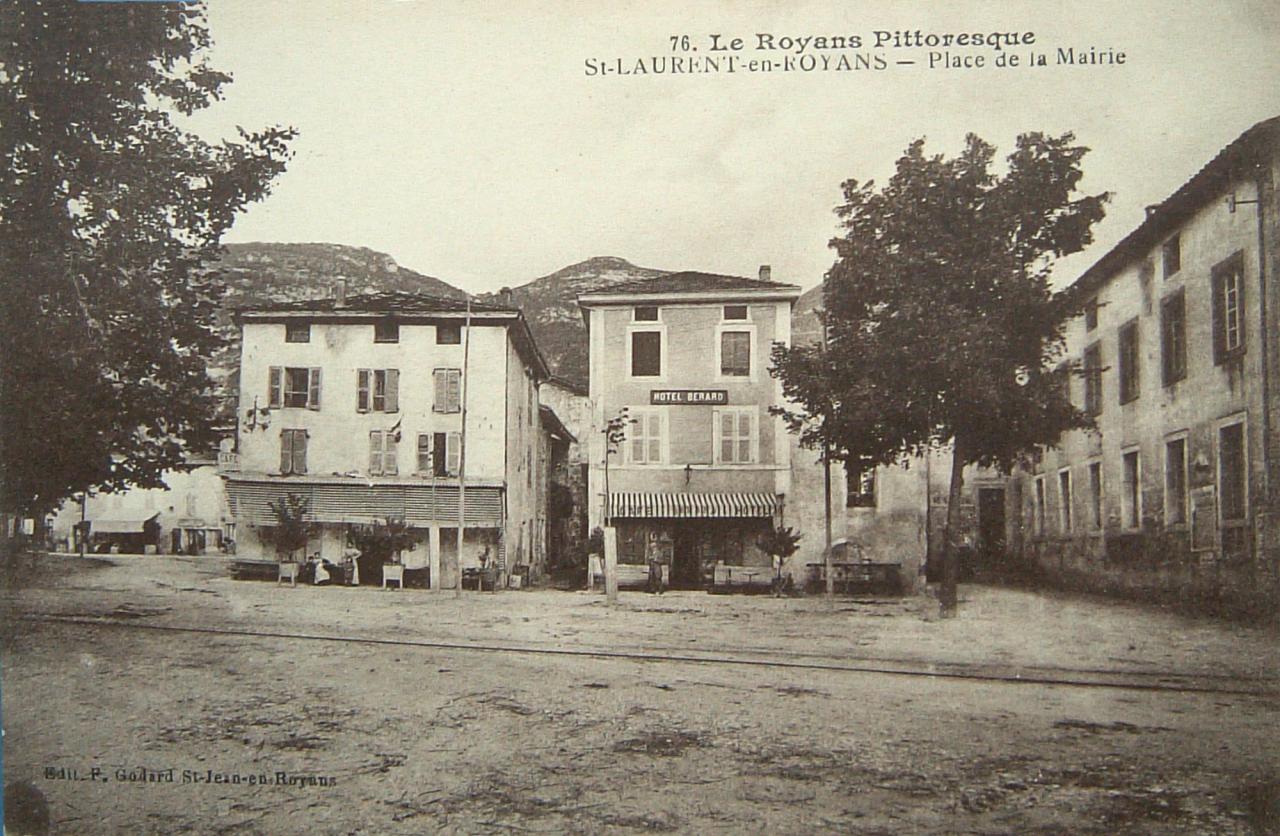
845, 461, 876, 508
437, 323, 461, 344
633, 306, 659, 322
374, 319, 399, 343
1122, 450, 1140, 529
1220, 422, 1246, 522
1165, 438, 1187, 525
1083, 343, 1103, 416
1161, 291, 1186, 386
285, 321, 311, 343
1162, 234, 1181, 278
631, 331, 661, 376
723, 304, 748, 321
1118, 319, 1140, 404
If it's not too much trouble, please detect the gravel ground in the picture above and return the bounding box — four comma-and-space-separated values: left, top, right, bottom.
2, 554, 1279, 834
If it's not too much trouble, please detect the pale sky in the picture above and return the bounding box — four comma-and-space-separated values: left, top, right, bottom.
187, 0, 1280, 294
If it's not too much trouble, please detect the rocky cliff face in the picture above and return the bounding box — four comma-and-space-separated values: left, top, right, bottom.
483, 256, 669, 387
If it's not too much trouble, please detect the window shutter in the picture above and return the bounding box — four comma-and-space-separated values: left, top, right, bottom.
447, 432, 461, 475
280, 429, 293, 473
369, 432, 381, 474
433, 370, 446, 412
386, 432, 398, 475
448, 370, 461, 412
357, 370, 370, 412
739, 412, 752, 462
293, 431, 307, 474
385, 369, 399, 413
1212, 274, 1226, 364
308, 368, 322, 410
269, 367, 282, 408
647, 413, 661, 463
417, 434, 431, 474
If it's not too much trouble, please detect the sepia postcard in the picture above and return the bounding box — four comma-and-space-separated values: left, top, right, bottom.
2, 1, 1279, 833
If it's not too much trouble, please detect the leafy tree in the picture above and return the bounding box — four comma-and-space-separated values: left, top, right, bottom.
0, 0, 295, 518
772, 132, 1107, 615
348, 517, 421, 566
267, 494, 313, 562
758, 525, 802, 596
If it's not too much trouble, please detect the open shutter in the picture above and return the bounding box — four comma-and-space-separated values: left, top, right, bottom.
739, 412, 752, 463
647, 413, 661, 463
357, 370, 370, 412
369, 432, 381, 474
268, 367, 282, 408
433, 370, 446, 413
280, 429, 293, 473
308, 368, 322, 410
385, 369, 399, 413
447, 432, 461, 476
293, 431, 308, 474
386, 432, 399, 475
417, 434, 431, 474
448, 370, 461, 412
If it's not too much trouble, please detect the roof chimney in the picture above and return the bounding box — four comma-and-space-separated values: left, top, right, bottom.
1144, 204, 1161, 219
758, 264, 772, 283
335, 278, 348, 307
498, 286, 514, 307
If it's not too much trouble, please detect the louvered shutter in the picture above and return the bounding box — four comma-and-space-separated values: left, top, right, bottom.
308, 368, 321, 410
386, 432, 399, 475
280, 428, 293, 473
433, 370, 446, 413
647, 413, 661, 463
720, 412, 734, 463
292, 431, 307, 474
357, 370, 370, 412
385, 369, 399, 413
369, 432, 381, 474
447, 432, 461, 475
448, 370, 461, 412
739, 412, 752, 463
269, 367, 282, 408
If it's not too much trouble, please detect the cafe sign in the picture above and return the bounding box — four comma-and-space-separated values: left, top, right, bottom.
650, 389, 727, 405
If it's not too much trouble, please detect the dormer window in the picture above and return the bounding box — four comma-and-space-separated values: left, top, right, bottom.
633, 306, 659, 322
285, 321, 311, 343
374, 319, 399, 343
723, 304, 748, 321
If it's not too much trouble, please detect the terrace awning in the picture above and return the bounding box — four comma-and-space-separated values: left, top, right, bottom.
224, 479, 504, 527
607, 492, 778, 519
90, 513, 160, 534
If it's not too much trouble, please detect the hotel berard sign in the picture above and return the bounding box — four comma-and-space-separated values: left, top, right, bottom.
650, 389, 728, 405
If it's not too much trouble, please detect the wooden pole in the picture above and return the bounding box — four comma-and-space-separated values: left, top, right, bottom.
455, 300, 471, 598
823, 441, 834, 602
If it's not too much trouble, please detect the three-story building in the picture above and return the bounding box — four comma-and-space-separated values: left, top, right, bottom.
579, 268, 802, 588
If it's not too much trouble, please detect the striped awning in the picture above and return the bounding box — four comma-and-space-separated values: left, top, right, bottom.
224, 479, 503, 527
607, 492, 778, 519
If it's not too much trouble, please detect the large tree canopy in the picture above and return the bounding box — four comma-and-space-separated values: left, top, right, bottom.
772, 132, 1107, 613
0, 0, 294, 515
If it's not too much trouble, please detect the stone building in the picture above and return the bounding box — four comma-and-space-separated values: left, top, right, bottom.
578, 269, 802, 588
1012, 115, 1280, 609
222, 289, 549, 588
538, 376, 591, 571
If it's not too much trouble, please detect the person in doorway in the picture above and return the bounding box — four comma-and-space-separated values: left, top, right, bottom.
646, 552, 665, 595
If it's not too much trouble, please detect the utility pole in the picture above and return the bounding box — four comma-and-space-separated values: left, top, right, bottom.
79, 493, 87, 559
455, 299, 471, 599
820, 318, 834, 603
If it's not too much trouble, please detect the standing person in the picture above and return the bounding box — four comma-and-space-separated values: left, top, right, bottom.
646, 547, 665, 595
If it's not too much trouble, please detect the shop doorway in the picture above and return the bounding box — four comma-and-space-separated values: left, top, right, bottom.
670, 524, 702, 589
977, 487, 1007, 575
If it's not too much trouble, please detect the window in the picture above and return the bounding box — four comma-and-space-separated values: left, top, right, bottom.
1219, 421, 1246, 522
285, 321, 311, 343
357, 369, 399, 413
436, 323, 461, 344
631, 331, 662, 377
1084, 298, 1099, 331
845, 460, 876, 508
1161, 291, 1186, 386
431, 432, 461, 476
1058, 469, 1073, 533
1088, 461, 1103, 530
433, 368, 461, 413
723, 304, 748, 321
269, 366, 321, 410
280, 429, 307, 475
720, 331, 751, 377
1122, 449, 1141, 529
633, 306, 659, 322
374, 319, 399, 343
1118, 319, 1140, 404
1034, 476, 1046, 536
1212, 253, 1245, 363
368, 430, 398, 476
1161, 234, 1181, 278
626, 410, 664, 465
1165, 437, 1187, 526
1083, 342, 1103, 416
714, 407, 757, 464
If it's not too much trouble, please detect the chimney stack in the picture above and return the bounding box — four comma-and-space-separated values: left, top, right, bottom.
335, 278, 348, 307
758, 264, 772, 283
498, 286, 514, 307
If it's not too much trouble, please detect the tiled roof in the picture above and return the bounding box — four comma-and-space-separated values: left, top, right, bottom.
236, 291, 517, 316
582, 271, 800, 296
1067, 115, 1279, 299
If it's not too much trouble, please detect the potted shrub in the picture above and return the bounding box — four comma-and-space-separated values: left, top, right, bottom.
758, 525, 802, 597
